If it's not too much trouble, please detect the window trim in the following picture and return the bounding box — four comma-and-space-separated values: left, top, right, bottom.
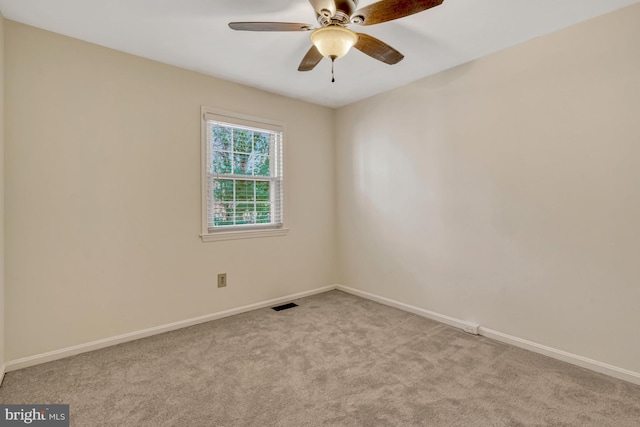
200, 106, 288, 242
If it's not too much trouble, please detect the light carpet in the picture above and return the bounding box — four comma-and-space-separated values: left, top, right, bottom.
1, 290, 639, 426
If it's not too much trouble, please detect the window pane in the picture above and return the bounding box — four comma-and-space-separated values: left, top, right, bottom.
253, 155, 270, 176
233, 129, 252, 153
213, 179, 234, 202
204, 111, 283, 233
256, 181, 270, 201
234, 153, 252, 175
256, 203, 271, 223
213, 202, 235, 226
212, 126, 232, 151
253, 133, 271, 155
235, 180, 255, 201
212, 151, 232, 174
236, 203, 256, 225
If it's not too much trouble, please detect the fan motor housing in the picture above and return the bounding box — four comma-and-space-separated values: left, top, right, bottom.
335, 0, 358, 15
318, 0, 358, 26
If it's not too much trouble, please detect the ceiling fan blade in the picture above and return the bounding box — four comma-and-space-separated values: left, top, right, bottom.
298, 45, 324, 71
351, 0, 444, 26
354, 33, 404, 64
229, 22, 313, 31
309, 0, 336, 18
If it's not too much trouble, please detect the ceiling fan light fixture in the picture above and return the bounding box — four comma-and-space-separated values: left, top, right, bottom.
310, 26, 359, 59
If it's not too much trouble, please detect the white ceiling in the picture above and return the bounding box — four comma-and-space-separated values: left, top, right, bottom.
1, 0, 638, 108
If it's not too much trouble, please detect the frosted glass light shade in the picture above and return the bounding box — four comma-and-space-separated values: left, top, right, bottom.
310, 26, 359, 59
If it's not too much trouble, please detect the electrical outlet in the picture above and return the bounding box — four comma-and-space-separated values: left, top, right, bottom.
217, 273, 227, 288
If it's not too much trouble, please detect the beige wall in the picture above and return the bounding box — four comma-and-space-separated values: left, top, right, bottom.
0, 11, 5, 373
335, 4, 640, 373
4, 22, 337, 360
4, 4, 640, 377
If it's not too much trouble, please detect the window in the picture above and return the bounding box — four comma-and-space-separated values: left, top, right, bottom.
201, 107, 287, 241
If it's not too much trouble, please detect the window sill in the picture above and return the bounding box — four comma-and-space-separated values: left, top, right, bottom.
200, 228, 289, 242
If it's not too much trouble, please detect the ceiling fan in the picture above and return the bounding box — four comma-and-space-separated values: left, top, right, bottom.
229, 0, 444, 81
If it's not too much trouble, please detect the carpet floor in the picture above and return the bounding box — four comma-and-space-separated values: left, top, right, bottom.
1, 290, 639, 426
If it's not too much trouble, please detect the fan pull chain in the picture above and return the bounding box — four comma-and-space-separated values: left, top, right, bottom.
330, 55, 336, 83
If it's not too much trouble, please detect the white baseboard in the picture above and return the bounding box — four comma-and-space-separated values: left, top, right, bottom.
6, 285, 336, 373
336, 285, 640, 386
479, 328, 640, 386
336, 285, 480, 334
7, 284, 640, 387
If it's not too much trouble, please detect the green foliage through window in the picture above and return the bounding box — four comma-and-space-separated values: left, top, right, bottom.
208, 121, 281, 228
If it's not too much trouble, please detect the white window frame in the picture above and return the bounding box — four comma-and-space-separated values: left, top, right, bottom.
200, 107, 288, 242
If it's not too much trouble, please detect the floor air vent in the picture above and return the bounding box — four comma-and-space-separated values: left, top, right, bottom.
272, 302, 298, 311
